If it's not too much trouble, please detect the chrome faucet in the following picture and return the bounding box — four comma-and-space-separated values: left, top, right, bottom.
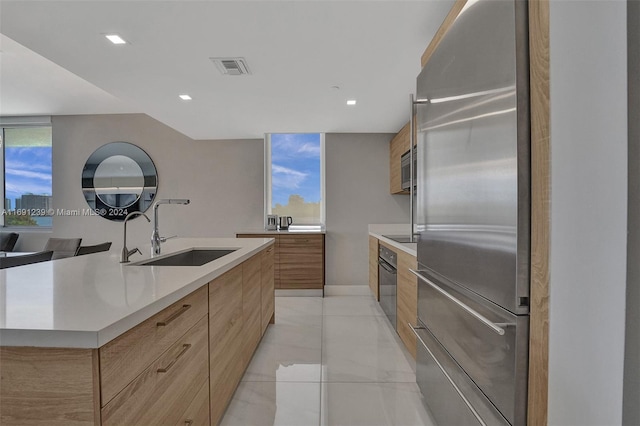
121, 211, 151, 263
151, 199, 190, 255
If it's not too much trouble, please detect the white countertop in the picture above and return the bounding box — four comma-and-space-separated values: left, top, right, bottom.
0, 237, 274, 348
368, 224, 417, 257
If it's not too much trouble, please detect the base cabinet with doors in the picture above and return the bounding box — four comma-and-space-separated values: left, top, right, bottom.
0, 244, 275, 426
237, 233, 325, 290
368, 236, 418, 359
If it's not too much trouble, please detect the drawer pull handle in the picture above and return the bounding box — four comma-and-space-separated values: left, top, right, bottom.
157, 304, 191, 327
157, 344, 191, 373
295, 239, 310, 243
185, 420, 193, 426
408, 269, 509, 336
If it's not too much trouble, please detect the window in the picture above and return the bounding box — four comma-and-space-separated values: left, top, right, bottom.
265, 133, 325, 228
0, 125, 53, 227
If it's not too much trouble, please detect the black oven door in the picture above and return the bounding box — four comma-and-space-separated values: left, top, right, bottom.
378, 257, 397, 329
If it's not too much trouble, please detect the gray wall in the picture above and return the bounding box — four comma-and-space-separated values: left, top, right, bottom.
15, 115, 408, 289
16, 114, 265, 251
624, 0, 639, 424
548, 1, 628, 424
325, 133, 410, 287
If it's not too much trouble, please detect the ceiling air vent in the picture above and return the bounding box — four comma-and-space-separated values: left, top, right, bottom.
210, 57, 251, 76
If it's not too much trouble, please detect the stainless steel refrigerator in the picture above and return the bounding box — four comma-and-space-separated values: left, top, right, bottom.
410, 0, 530, 425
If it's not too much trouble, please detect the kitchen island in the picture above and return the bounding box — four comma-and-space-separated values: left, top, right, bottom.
0, 237, 275, 425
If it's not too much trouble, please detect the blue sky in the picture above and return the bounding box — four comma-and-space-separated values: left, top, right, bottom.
4, 146, 52, 204
271, 133, 321, 207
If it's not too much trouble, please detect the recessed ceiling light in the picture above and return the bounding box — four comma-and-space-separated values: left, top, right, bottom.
105, 34, 127, 45
179, 94, 192, 101
347, 100, 357, 106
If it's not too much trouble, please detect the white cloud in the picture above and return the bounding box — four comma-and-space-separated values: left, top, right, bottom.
5, 181, 51, 197
272, 164, 307, 190
272, 135, 320, 159
5, 168, 52, 181
297, 143, 320, 156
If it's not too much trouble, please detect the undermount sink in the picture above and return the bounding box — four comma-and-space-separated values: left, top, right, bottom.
136, 249, 237, 266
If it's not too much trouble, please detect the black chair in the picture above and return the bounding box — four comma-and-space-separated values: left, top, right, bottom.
76, 242, 112, 256
44, 238, 82, 260
0, 251, 54, 269
0, 232, 19, 252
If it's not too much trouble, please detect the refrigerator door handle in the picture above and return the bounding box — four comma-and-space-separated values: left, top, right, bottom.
409, 269, 510, 336
409, 323, 488, 426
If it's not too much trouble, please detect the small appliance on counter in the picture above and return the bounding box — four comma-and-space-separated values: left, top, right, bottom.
266, 215, 278, 231
278, 216, 293, 230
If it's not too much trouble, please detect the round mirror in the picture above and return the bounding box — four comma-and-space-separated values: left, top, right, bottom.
82, 142, 157, 221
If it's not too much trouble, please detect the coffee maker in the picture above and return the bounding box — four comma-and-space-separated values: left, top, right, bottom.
278, 216, 293, 230
266, 215, 278, 231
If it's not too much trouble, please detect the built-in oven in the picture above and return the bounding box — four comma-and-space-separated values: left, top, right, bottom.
400, 147, 417, 192
378, 245, 397, 328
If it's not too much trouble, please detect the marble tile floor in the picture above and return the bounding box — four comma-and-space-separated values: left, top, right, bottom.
220, 296, 436, 426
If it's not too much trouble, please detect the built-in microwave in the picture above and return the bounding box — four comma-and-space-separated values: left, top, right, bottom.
401, 147, 417, 191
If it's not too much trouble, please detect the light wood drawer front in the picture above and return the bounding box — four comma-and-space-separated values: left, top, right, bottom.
101, 316, 209, 426
279, 234, 323, 247
99, 285, 208, 406
279, 235, 324, 289
175, 378, 209, 426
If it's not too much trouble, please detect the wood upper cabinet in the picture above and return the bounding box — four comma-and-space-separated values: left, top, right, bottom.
390, 122, 411, 194
237, 234, 324, 290
396, 249, 418, 359
369, 236, 379, 301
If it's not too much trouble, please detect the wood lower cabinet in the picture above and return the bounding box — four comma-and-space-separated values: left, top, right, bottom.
179, 379, 210, 426
101, 316, 209, 425
261, 245, 275, 331
209, 264, 244, 425
241, 253, 262, 369
0, 246, 275, 426
396, 249, 418, 359
369, 236, 379, 301
209, 245, 273, 425
279, 234, 324, 289
99, 286, 208, 406
0, 347, 100, 425
368, 236, 417, 359
237, 233, 324, 290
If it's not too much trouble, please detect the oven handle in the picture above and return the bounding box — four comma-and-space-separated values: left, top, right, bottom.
408, 269, 507, 336
378, 259, 397, 274
408, 323, 487, 426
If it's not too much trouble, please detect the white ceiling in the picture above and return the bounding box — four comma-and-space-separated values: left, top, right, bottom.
0, 1, 454, 140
